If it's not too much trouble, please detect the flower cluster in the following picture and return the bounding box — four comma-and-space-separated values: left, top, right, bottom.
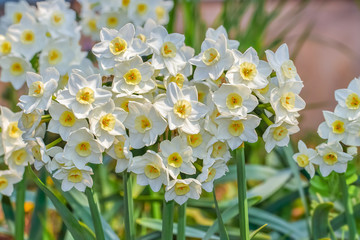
0, 3, 305, 204
293, 78, 360, 177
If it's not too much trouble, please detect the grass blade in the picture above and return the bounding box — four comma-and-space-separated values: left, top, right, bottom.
213, 190, 229, 240
85, 188, 105, 240
124, 172, 135, 240
249, 224, 268, 240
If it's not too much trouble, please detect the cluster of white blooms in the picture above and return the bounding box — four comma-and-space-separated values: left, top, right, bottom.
293, 78, 360, 178
78, 0, 174, 42
0, 2, 306, 203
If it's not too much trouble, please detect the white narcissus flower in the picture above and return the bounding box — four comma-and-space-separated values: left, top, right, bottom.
63, 128, 103, 168
18, 68, 59, 114
0, 170, 22, 196
270, 80, 305, 124
113, 93, 151, 113
253, 77, 279, 104
124, 101, 167, 149
37, 0, 77, 38
150, 0, 174, 25
7, 13, 47, 60
147, 26, 187, 76
0, 106, 25, 153
18, 110, 42, 140
317, 111, 351, 144
48, 101, 89, 141
212, 83, 258, 117
334, 77, 360, 120
292, 140, 317, 178
346, 120, 360, 146
190, 34, 234, 81
97, 10, 129, 31
92, 23, 147, 70
135, 18, 158, 55
205, 26, 239, 50
160, 136, 195, 179
197, 160, 229, 192
53, 165, 93, 192
106, 135, 133, 173
128, 150, 169, 192
80, 12, 100, 41
0, 55, 33, 90
226, 47, 272, 90
5, 145, 34, 175
39, 39, 76, 75
56, 73, 112, 119
265, 43, 301, 86
128, 0, 154, 26
165, 178, 202, 205
262, 121, 300, 153
112, 56, 155, 94
312, 141, 353, 177
0, 35, 12, 56
181, 124, 213, 160
204, 138, 231, 166
1, 0, 36, 27
215, 114, 261, 150
27, 137, 51, 171
89, 100, 128, 149
154, 82, 208, 134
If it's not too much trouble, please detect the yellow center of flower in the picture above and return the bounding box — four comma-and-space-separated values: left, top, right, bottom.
296, 154, 309, 167
239, 62, 257, 81
258, 84, 269, 94
272, 126, 288, 141
76, 87, 95, 104
87, 18, 98, 32
0, 40, 11, 55
173, 100, 192, 119
59, 111, 76, 127
11, 149, 27, 165
281, 60, 297, 79
168, 152, 183, 168
100, 113, 116, 131
106, 16, 118, 28
161, 41, 176, 58
228, 120, 244, 136
198, 90, 206, 103
13, 12, 23, 24
122, 0, 130, 7
120, 100, 130, 112
211, 141, 227, 158
332, 120, 345, 134
169, 74, 185, 88
114, 140, 125, 158
75, 142, 91, 157
134, 115, 152, 133
155, 6, 165, 20
323, 152, 338, 165
124, 68, 142, 85
137, 34, 146, 42
8, 122, 22, 138
345, 93, 360, 109
202, 48, 220, 66
144, 164, 161, 179
59, 74, 69, 89
280, 92, 296, 110
68, 169, 83, 183
29, 81, 44, 97
32, 145, 41, 161
226, 93, 243, 109
213, 73, 226, 87
175, 182, 190, 196
187, 133, 203, 148
109, 37, 127, 55
0, 177, 8, 190
21, 112, 36, 129
51, 12, 65, 26
48, 49, 62, 65
210, 108, 221, 125
137, 3, 148, 15
10, 62, 24, 76
205, 167, 216, 182
20, 30, 35, 44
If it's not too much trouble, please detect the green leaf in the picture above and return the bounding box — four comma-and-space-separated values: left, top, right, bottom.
27, 167, 95, 240
15, 173, 26, 240
311, 202, 334, 239
1, 195, 15, 234
136, 218, 220, 240
213, 190, 229, 240
250, 224, 268, 240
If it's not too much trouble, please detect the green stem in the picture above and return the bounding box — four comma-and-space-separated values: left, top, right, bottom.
85, 188, 105, 240
213, 190, 229, 240
124, 172, 135, 240
161, 200, 174, 240
177, 203, 186, 240
45, 137, 62, 149
260, 113, 273, 126
15, 173, 26, 240
339, 173, 357, 239
1, 196, 15, 234
235, 146, 249, 240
